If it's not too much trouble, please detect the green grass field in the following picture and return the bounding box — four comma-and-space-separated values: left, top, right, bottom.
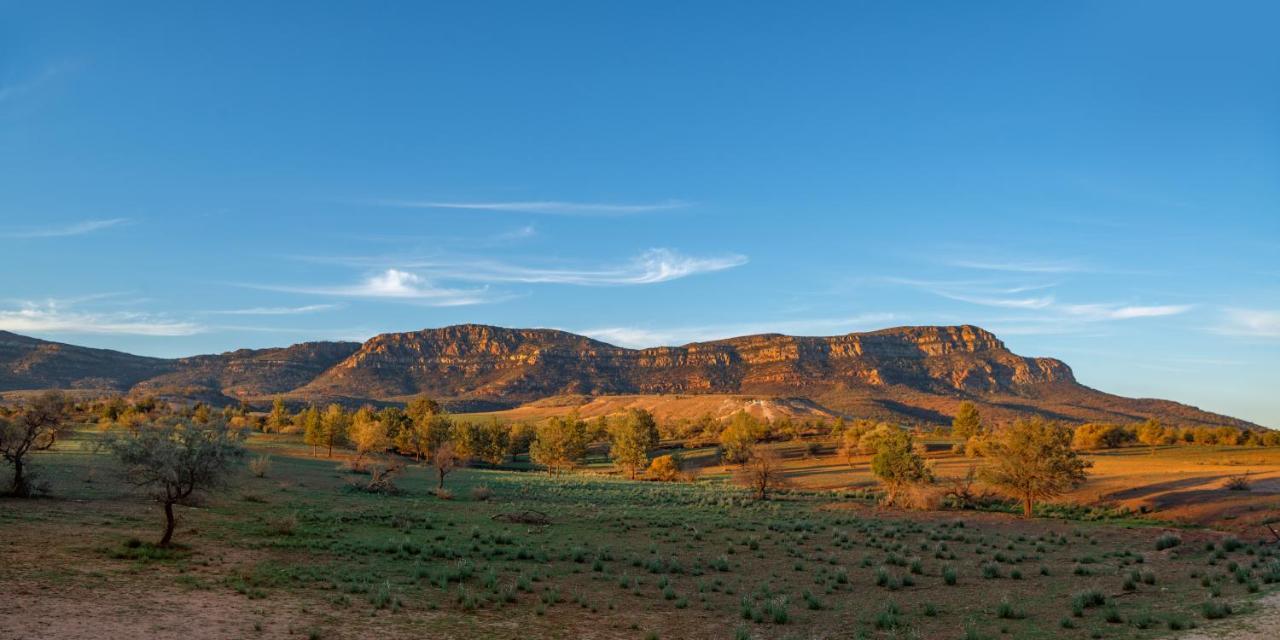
2, 430, 1279, 639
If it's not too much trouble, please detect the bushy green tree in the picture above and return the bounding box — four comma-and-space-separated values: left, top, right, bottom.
720, 411, 766, 464
266, 396, 289, 433
980, 418, 1091, 517
300, 405, 323, 456
871, 428, 932, 506
530, 414, 587, 476
100, 419, 245, 546
951, 401, 983, 440
319, 403, 349, 458
347, 405, 389, 463
455, 418, 511, 465
608, 409, 660, 479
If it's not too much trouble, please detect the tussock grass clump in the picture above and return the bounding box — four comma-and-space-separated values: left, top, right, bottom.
996, 597, 1025, 619
1201, 600, 1232, 619
1155, 532, 1181, 550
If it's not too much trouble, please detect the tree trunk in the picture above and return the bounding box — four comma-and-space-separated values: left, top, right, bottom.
1022, 496, 1034, 518
437, 469, 445, 489
160, 501, 176, 547
10, 459, 25, 497
327, 441, 333, 458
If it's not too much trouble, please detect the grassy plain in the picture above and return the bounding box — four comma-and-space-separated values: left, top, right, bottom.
2, 429, 1280, 640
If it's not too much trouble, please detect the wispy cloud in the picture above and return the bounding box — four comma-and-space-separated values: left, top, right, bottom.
299, 248, 748, 287
206, 304, 340, 316
883, 276, 1192, 328
949, 259, 1086, 274
933, 291, 1057, 309
1061, 303, 1193, 320
375, 199, 690, 216
250, 269, 495, 306
0, 302, 202, 336
0, 218, 130, 238
434, 249, 747, 285
578, 313, 898, 348
1213, 308, 1280, 338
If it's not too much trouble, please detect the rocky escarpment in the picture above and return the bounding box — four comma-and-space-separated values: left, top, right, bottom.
0, 325, 1257, 429
297, 324, 1073, 400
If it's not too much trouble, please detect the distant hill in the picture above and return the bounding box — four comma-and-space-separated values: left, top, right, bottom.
0, 325, 1261, 429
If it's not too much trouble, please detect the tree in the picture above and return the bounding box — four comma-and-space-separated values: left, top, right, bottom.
1135, 419, 1171, 449
529, 415, 587, 476
720, 411, 766, 464
320, 404, 349, 458
378, 406, 412, 449
608, 409, 660, 479
100, 419, 245, 546
1072, 423, 1134, 450
455, 418, 511, 465
870, 428, 933, 506
734, 446, 789, 500
300, 405, 323, 456
267, 396, 289, 433
980, 418, 1091, 517
856, 423, 898, 455
951, 402, 983, 441
347, 406, 388, 464
433, 441, 462, 489
0, 390, 71, 496
405, 395, 442, 424
396, 406, 452, 461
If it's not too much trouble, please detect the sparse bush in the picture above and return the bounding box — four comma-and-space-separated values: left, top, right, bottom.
435, 487, 455, 500
1155, 532, 1181, 550
248, 455, 271, 478
470, 485, 492, 501
1224, 473, 1252, 491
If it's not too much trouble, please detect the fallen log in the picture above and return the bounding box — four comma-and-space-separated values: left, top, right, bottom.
492, 510, 551, 525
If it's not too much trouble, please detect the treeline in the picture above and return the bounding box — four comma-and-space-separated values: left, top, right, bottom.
1071, 420, 1280, 449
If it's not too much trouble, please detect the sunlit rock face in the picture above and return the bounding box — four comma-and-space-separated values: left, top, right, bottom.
298, 324, 1073, 401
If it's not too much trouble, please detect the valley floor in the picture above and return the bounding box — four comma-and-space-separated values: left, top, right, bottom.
2, 432, 1280, 640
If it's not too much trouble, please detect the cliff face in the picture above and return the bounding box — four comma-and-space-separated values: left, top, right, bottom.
298, 324, 1074, 400
0, 325, 1256, 429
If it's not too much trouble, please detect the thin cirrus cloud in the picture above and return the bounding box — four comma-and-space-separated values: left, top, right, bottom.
206, 304, 340, 316
0, 218, 131, 238
883, 277, 1192, 323
1060, 303, 1193, 320
375, 199, 690, 216
250, 269, 495, 307
578, 313, 899, 349
1213, 308, 1280, 338
420, 248, 749, 286
303, 248, 748, 287
946, 256, 1088, 274
0, 303, 202, 336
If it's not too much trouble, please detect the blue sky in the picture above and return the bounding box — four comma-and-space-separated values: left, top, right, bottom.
2, 1, 1277, 426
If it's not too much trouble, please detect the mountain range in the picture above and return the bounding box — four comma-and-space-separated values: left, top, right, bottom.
0, 325, 1259, 428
